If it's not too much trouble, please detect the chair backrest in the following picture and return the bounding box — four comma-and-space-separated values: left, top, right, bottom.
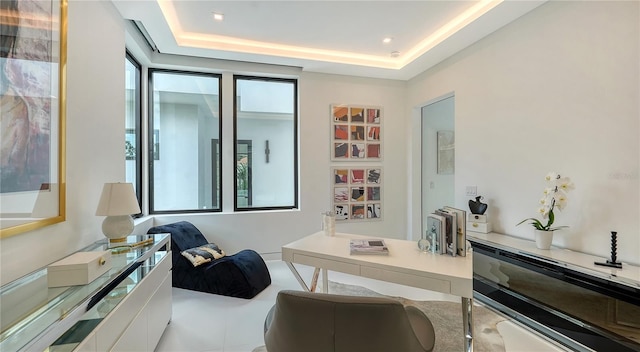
147, 221, 208, 252
264, 290, 434, 352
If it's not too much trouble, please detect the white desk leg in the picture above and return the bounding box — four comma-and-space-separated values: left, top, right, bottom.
285, 262, 311, 292
462, 297, 473, 352
310, 268, 321, 292
322, 268, 328, 293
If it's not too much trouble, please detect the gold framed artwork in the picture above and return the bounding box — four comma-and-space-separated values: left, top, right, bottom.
332, 167, 382, 222
0, 0, 67, 237
331, 104, 382, 161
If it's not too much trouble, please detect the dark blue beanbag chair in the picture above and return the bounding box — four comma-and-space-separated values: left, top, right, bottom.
147, 221, 271, 299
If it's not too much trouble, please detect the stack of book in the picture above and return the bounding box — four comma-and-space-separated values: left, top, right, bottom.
426, 206, 467, 257
349, 239, 389, 255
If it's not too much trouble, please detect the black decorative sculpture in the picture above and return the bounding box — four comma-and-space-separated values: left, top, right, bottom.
468, 196, 487, 215
594, 231, 623, 269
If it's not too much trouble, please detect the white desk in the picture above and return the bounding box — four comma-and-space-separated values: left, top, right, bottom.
282, 231, 474, 352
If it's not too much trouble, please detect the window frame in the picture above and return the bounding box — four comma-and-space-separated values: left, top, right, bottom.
232, 75, 299, 212
148, 68, 223, 214
125, 51, 143, 216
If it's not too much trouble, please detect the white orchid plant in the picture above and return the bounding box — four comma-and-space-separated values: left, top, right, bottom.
517, 172, 575, 231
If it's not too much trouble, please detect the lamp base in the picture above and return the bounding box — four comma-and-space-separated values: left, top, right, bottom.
102, 215, 134, 243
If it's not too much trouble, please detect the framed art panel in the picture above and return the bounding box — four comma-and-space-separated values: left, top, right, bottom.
331, 166, 383, 222
330, 104, 383, 161
437, 130, 454, 174
0, 0, 67, 237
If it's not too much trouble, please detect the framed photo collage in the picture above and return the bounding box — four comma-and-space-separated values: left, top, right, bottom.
332, 167, 382, 221
330, 105, 383, 222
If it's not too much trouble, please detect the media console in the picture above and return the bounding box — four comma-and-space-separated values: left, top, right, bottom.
0, 233, 172, 352
468, 232, 639, 352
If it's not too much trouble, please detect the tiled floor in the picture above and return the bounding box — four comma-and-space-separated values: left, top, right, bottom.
155, 260, 571, 352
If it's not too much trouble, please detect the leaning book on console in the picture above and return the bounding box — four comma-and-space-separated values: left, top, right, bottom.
349, 239, 389, 255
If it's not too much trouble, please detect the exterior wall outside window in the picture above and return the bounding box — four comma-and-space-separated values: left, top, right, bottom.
149, 70, 222, 213
234, 76, 298, 211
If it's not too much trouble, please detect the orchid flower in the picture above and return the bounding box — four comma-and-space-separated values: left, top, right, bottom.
545, 172, 559, 183
558, 177, 575, 191
517, 172, 574, 231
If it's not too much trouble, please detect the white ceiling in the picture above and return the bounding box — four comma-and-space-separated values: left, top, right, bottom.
112, 1, 546, 80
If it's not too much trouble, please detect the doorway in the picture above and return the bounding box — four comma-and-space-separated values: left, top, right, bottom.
421, 95, 455, 236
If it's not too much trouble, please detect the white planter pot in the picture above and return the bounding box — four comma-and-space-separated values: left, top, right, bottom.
534, 230, 554, 250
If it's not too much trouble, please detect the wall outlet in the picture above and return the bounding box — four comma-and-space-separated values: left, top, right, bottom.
465, 186, 477, 197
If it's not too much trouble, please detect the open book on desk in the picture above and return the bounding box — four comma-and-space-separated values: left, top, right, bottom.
349, 239, 389, 255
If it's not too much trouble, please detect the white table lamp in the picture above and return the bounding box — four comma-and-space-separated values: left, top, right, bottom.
96, 183, 141, 243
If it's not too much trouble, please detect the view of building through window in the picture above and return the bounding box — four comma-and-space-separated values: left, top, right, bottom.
149, 70, 222, 213
234, 77, 298, 210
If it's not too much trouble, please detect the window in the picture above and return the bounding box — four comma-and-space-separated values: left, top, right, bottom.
125, 52, 142, 212
149, 69, 222, 213
234, 76, 298, 210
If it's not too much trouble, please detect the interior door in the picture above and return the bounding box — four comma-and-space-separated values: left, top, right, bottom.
421, 95, 455, 236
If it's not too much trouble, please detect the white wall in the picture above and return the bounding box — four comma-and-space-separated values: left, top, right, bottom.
408, 1, 639, 264
1, 1, 127, 284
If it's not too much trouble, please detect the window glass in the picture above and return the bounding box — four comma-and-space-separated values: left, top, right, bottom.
149, 70, 222, 213
234, 76, 298, 210
125, 53, 142, 212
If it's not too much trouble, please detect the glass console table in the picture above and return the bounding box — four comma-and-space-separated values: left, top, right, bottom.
0, 234, 171, 352
468, 232, 639, 352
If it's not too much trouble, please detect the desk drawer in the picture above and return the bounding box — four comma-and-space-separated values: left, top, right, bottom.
292, 254, 360, 275
360, 267, 450, 294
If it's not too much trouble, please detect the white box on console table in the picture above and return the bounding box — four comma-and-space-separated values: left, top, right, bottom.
467, 221, 492, 234
47, 251, 112, 287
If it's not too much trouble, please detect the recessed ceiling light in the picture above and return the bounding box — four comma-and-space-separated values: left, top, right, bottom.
390, 51, 400, 58
383, 37, 393, 44
212, 12, 224, 21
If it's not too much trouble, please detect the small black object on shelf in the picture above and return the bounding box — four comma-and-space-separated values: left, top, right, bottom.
468, 196, 487, 215
594, 231, 622, 269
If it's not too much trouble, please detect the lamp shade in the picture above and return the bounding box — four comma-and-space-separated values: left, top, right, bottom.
96, 183, 140, 216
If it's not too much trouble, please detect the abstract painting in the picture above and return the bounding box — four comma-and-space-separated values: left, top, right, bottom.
366, 144, 381, 158
366, 169, 381, 184
437, 130, 455, 174
334, 125, 348, 140
351, 143, 365, 158
333, 105, 348, 122
367, 203, 381, 219
351, 204, 366, 219
334, 187, 349, 203
350, 169, 364, 184
350, 187, 365, 202
1, 0, 67, 237
367, 186, 381, 201
334, 169, 348, 184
